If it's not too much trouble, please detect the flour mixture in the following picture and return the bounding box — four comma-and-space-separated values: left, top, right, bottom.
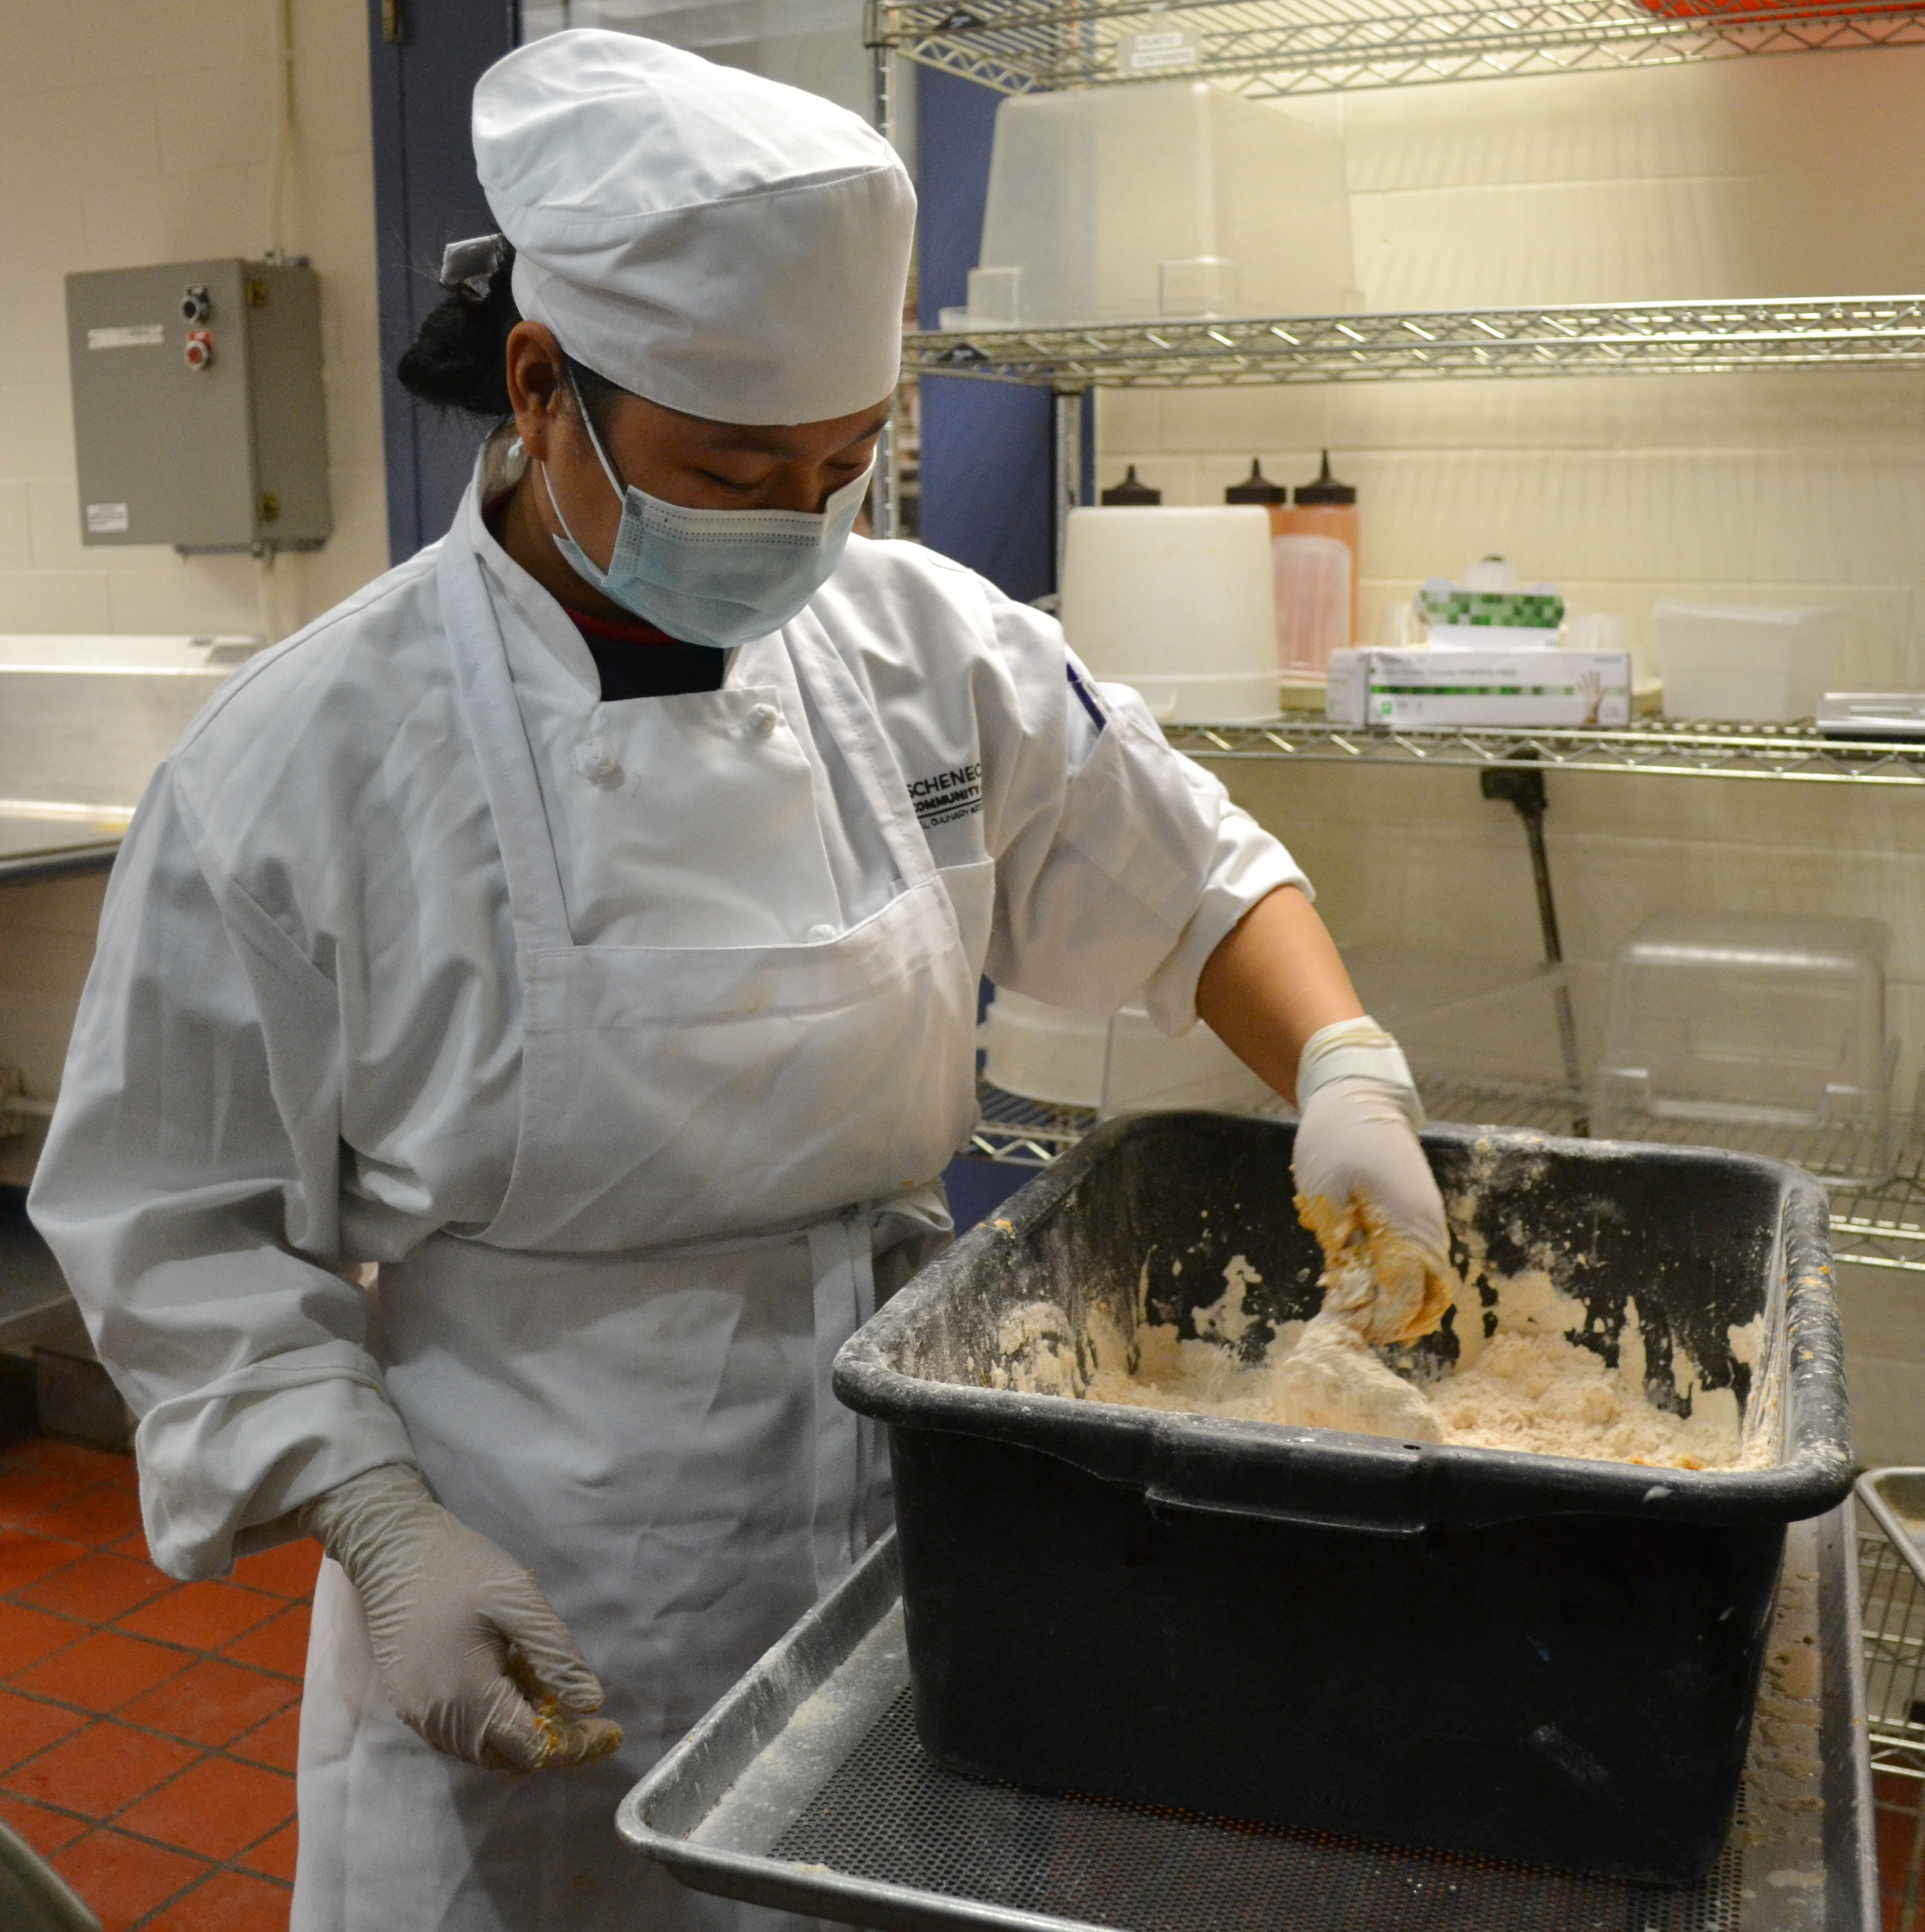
997, 1252, 1771, 1473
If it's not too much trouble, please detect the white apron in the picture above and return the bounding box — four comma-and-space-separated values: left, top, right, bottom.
291, 518, 979, 1931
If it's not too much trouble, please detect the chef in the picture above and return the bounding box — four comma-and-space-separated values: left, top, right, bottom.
29, 29, 1453, 1932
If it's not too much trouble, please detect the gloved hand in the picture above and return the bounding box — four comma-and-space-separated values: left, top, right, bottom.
299, 1462, 623, 1772
1291, 1021, 1456, 1348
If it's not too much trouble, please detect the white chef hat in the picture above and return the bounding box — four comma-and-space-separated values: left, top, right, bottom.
473, 30, 914, 427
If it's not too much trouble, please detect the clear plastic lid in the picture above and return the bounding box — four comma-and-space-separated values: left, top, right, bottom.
1596, 911, 1891, 1128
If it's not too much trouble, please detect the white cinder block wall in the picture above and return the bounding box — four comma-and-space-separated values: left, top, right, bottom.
0, 0, 387, 1188
1100, 46, 1925, 1462
0, 0, 387, 637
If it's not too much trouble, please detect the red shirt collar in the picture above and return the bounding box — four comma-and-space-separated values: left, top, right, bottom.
567, 605, 683, 648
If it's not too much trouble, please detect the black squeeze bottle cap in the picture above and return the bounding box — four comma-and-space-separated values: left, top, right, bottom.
1224, 460, 1287, 504
1294, 450, 1356, 506
1100, 465, 1161, 506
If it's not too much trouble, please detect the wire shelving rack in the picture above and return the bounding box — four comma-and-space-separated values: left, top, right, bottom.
869, 0, 1925, 98
906, 296, 1925, 391
974, 1074, 1925, 1271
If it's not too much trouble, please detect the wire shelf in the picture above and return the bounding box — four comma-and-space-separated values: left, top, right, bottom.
1417, 1081, 1909, 1196
870, 0, 1925, 97
970, 1078, 1101, 1165
1831, 1144, 1925, 1271
1860, 1527, 1925, 1782
1859, 1475, 1925, 1799
905, 296, 1925, 390
972, 1078, 1925, 1269
1157, 716, 1925, 782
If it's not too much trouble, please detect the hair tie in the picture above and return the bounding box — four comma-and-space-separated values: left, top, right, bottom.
440, 233, 509, 304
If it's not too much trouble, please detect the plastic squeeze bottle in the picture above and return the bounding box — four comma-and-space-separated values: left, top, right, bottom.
1226, 461, 1347, 681
1279, 452, 1360, 644
1101, 465, 1162, 505
1224, 459, 1288, 513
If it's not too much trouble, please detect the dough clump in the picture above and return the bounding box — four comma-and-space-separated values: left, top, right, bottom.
1042, 1256, 1765, 1472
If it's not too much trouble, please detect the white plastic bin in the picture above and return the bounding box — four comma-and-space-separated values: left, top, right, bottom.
958, 82, 1355, 329
1655, 602, 1843, 723
1061, 506, 1279, 723
1100, 1010, 1273, 1117
981, 991, 1110, 1108
1593, 910, 1896, 1180
981, 989, 1268, 1115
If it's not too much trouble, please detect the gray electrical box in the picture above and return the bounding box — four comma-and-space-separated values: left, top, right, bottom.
65, 258, 332, 555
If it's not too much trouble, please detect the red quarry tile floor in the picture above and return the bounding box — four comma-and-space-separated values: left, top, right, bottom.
1879, 1771, 1925, 1932
0, 1435, 315, 1930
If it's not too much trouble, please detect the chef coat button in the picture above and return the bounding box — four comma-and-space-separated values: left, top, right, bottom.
746, 703, 780, 737
807, 923, 837, 943
571, 739, 622, 787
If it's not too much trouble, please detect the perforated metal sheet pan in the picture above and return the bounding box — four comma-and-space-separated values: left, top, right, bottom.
617, 1509, 1874, 1932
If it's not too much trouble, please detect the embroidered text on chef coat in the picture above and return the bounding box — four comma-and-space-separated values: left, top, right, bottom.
908, 762, 984, 829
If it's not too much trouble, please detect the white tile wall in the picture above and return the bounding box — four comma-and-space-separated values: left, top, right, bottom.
0, 0, 389, 646
0, 0, 389, 1183
1104, 47, 1925, 1458
1832, 1258, 1925, 1466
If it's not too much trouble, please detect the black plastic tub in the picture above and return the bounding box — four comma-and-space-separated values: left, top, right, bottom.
834, 1114, 1852, 1886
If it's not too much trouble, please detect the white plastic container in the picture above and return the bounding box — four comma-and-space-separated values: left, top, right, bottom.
1061, 506, 1280, 722
1817, 693, 1925, 739
1417, 561, 1564, 648
1100, 1010, 1272, 1117
956, 81, 1355, 329
981, 991, 1110, 1108
1654, 603, 1843, 723
981, 989, 1267, 1115
1593, 910, 1896, 1180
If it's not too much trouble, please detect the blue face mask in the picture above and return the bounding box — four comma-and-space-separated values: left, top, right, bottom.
540, 377, 873, 650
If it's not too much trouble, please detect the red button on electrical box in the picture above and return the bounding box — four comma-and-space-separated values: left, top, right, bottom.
184, 329, 215, 372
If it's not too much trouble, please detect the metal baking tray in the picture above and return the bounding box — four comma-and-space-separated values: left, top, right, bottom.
618, 1505, 1875, 1932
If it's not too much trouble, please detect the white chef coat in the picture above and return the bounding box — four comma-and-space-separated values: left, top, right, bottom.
30, 442, 1308, 1931
31, 443, 1305, 1584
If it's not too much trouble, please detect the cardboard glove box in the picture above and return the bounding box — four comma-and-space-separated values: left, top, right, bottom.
1327, 646, 1632, 729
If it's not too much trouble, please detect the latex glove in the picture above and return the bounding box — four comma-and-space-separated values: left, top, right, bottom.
1292, 1072, 1456, 1349
300, 1463, 622, 1772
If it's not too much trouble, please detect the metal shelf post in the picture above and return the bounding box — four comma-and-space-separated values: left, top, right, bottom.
1480, 763, 1588, 1126
1052, 385, 1087, 587
870, 27, 902, 542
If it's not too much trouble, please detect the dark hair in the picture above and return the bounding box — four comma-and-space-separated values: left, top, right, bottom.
395, 244, 522, 417
395, 240, 628, 440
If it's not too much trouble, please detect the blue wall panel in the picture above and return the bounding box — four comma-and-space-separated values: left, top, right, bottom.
913, 65, 1055, 606
366, 2, 520, 564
